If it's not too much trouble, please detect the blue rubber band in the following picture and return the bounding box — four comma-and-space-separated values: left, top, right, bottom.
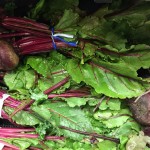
51, 26, 77, 50
51, 27, 57, 50
53, 36, 77, 47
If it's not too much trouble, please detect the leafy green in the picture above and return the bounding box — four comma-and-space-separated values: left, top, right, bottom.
27, 55, 52, 77
3, 106, 42, 126
55, 9, 79, 30
103, 115, 129, 128
1, 138, 39, 150
99, 99, 121, 110
126, 132, 150, 150
31, 102, 93, 140
97, 140, 117, 150
4, 66, 35, 91
63, 97, 88, 107
114, 121, 141, 138
66, 59, 149, 98
28, 0, 45, 19
2, 1, 150, 150
28, 0, 79, 22
36, 121, 52, 139
27, 51, 67, 77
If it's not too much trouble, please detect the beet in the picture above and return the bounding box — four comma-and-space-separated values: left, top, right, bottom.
128, 90, 150, 126
0, 40, 19, 70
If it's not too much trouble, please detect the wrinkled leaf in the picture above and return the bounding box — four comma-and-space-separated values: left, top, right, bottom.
98, 140, 117, 150
32, 102, 93, 140
66, 59, 149, 98
4, 66, 35, 91
3, 107, 41, 126
99, 99, 121, 110
63, 97, 88, 107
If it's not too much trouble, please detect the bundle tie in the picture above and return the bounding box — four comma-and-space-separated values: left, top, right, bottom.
0, 143, 4, 150
51, 27, 77, 50
0, 94, 9, 118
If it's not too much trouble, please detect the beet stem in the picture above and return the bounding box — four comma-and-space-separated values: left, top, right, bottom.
2, 23, 49, 37
3, 21, 51, 34
0, 140, 20, 150
0, 132, 64, 140
60, 126, 120, 143
4, 16, 49, 30
0, 32, 30, 38
44, 76, 70, 95
48, 92, 89, 98
0, 128, 35, 133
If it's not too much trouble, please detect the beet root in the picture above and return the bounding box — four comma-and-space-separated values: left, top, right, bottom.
128, 90, 150, 126
0, 40, 19, 70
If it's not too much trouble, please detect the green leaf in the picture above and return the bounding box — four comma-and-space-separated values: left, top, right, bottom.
29, 0, 79, 22
31, 102, 93, 140
99, 99, 121, 111
126, 132, 150, 150
30, 91, 48, 101
102, 116, 129, 128
31, 104, 52, 121
36, 121, 52, 140
27, 51, 67, 77
4, 66, 35, 91
37, 75, 70, 94
27, 52, 70, 94
55, 9, 79, 30
3, 107, 41, 126
63, 97, 88, 107
94, 110, 113, 120
95, 50, 150, 79
29, 0, 45, 19
66, 59, 149, 99
114, 121, 141, 137
94, 108, 131, 128
1, 138, 39, 150
27, 55, 52, 77
88, 98, 100, 106
97, 140, 117, 150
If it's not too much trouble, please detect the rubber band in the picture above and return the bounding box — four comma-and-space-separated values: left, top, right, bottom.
51, 26, 77, 49
51, 27, 57, 50
53, 33, 74, 39
0, 94, 9, 118
0, 143, 4, 150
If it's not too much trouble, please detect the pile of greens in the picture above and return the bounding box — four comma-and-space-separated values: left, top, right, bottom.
1, 0, 150, 149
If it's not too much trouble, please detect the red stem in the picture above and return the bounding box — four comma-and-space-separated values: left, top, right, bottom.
2, 23, 49, 37
3, 21, 50, 34
19, 41, 69, 55
16, 38, 52, 47
0, 32, 30, 38
48, 92, 89, 98
9, 100, 34, 118
44, 76, 70, 95
0, 132, 64, 140
0, 128, 35, 133
4, 16, 49, 30
18, 41, 52, 50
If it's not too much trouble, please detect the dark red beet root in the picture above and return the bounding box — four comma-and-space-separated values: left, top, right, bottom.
0, 40, 19, 70
128, 90, 150, 126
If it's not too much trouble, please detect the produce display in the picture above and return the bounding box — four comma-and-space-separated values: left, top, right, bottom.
0, 0, 150, 149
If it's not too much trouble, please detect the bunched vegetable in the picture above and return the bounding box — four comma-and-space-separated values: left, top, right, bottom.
0, 0, 150, 149
0, 40, 19, 70
129, 90, 150, 126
